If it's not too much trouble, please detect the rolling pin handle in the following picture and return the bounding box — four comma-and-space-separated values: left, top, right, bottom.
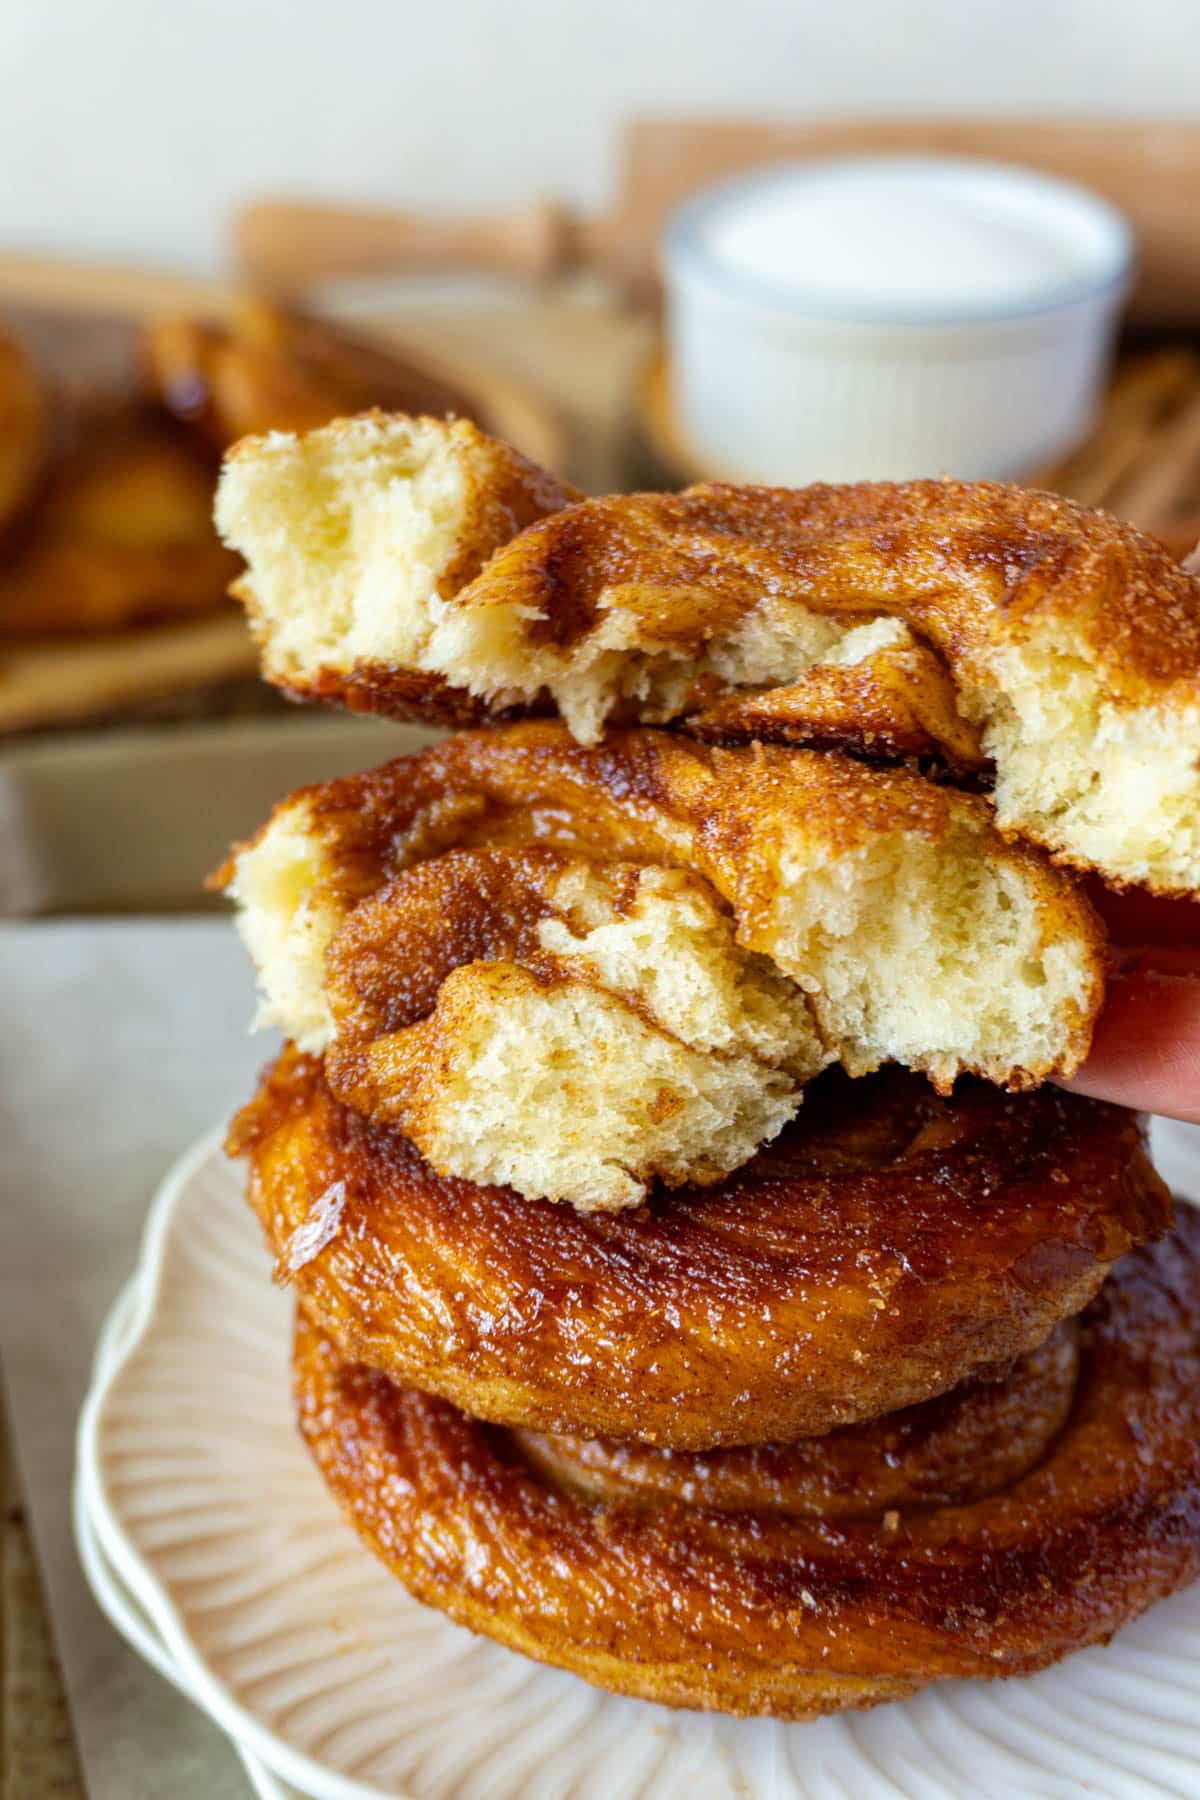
233, 196, 583, 293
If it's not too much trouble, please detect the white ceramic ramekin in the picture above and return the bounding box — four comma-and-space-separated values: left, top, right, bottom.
662, 156, 1135, 485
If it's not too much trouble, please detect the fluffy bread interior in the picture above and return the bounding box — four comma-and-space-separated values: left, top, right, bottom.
426, 585, 860, 743
760, 822, 1094, 1092
217, 426, 1200, 893
227, 777, 1100, 1207
215, 416, 879, 737
439, 597, 1200, 893
215, 412, 574, 693
345, 964, 814, 1213
225, 795, 339, 1051
322, 856, 827, 1211
535, 861, 823, 1072
979, 640, 1200, 892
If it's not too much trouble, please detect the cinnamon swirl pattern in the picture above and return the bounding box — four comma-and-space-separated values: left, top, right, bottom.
214, 439, 1200, 1725
294, 1213, 1200, 1720
221, 723, 1105, 1208
217, 416, 1200, 894
234, 1052, 1168, 1450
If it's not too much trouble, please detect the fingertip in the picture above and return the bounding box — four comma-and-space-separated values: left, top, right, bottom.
1060, 968, 1200, 1123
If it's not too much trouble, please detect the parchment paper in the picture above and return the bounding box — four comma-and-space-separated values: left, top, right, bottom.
0, 920, 269, 1798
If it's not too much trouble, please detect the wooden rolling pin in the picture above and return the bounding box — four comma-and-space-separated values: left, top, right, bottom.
236, 196, 615, 288
235, 115, 1200, 325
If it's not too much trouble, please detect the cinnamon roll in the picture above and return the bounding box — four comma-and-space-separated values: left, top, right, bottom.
233, 1051, 1168, 1449
0, 328, 48, 537
294, 1211, 1200, 1720
0, 418, 238, 636
218, 724, 1105, 1207
216, 415, 1200, 895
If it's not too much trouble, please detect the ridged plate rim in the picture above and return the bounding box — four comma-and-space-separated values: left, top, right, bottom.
75, 1278, 297, 1800
75, 1124, 1200, 1800
76, 1131, 386, 1800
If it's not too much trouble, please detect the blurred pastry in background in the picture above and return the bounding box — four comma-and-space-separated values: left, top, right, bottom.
0, 414, 237, 634
0, 298, 486, 647
144, 299, 478, 448
0, 328, 49, 535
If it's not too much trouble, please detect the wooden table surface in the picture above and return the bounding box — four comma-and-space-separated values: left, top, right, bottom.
2, 1397, 82, 1799
0, 292, 650, 1796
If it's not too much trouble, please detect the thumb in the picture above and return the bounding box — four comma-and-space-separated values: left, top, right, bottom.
1059, 951, 1200, 1122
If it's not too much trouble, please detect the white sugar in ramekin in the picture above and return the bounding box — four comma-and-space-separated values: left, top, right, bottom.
663, 156, 1134, 484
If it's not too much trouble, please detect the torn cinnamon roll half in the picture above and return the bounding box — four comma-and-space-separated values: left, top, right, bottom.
219, 724, 1105, 1210
217, 415, 1200, 894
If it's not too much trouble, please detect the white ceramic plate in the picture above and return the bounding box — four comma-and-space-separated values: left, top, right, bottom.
76, 1126, 1200, 1800
76, 1476, 300, 1800
77, 1279, 301, 1800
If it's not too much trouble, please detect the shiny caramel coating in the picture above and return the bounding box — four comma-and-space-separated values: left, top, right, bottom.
294, 1212, 1200, 1719
516, 1321, 1080, 1519
234, 1050, 1169, 1449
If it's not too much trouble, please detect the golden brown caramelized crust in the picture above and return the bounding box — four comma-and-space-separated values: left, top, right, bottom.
438, 477, 1200, 726
233, 1050, 1169, 1448
0, 328, 48, 536
683, 618, 989, 772
221, 725, 1106, 1167
294, 1211, 1200, 1719
0, 417, 238, 635
219, 417, 1200, 890
517, 1321, 1080, 1520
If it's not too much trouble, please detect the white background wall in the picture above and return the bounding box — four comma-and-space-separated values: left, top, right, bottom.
3, 0, 1199, 271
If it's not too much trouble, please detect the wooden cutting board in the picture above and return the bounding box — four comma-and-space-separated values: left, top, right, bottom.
0, 257, 568, 734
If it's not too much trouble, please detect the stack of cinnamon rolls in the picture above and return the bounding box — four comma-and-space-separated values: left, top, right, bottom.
217, 413, 1200, 1717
